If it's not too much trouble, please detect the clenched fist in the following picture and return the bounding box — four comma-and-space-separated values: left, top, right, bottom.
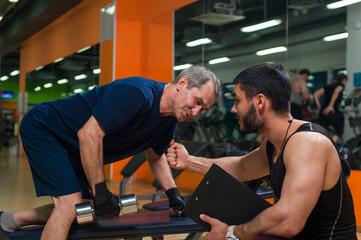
166, 142, 189, 169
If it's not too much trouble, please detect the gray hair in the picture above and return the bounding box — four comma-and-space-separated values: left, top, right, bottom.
172, 65, 221, 101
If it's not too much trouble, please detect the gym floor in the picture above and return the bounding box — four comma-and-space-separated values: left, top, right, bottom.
0, 147, 360, 240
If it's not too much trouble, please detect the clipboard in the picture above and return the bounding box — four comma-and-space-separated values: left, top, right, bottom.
183, 164, 272, 231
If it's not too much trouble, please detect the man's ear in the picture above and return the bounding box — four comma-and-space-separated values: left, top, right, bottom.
177, 76, 188, 90
255, 94, 266, 109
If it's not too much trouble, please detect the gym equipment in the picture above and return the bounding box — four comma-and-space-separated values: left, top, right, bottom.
119, 152, 146, 196
340, 87, 361, 169
75, 194, 138, 224
225, 139, 260, 156
151, 141, 219, 202
9, 210, 203, 240
344, 87, 361, 136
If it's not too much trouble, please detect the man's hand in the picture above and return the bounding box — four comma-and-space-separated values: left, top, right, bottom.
323, 105, 334, 115
200, 214, 229, 240
165, 187, 185, 217
93, 181, 120, 218
166, 142, 189, 169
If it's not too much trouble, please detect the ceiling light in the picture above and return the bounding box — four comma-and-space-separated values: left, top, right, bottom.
0, 16, 3, 22
36, 66, 44, 71
323, 32, 349, 41
54, 57, 64, 63
74, 88, 84, 93
10, 70, 20, 76
241, 19, 282, 33
77, 46, 91, 53
93, 68, 101, 74
74, 74, 87, 80
8, 0, 19, 2
57, 79, 69, 84
173, 64, 192, 71
186, 38, 212, 47
34, 86, 41, 92
106, 5, 115, 15
0, 76, 9, 81
44, 83, 53, 88
327, 0, 361, 9
208, 57, 230, 65
256, 46, 287, 56
88, 85, 97, 90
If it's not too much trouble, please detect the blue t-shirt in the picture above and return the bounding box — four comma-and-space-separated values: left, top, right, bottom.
31, 77, 178, 164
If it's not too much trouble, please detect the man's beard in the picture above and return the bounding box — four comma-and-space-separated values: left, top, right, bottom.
238, 104, 263, 134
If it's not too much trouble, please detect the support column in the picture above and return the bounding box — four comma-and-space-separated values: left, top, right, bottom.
345, 3, 361, 141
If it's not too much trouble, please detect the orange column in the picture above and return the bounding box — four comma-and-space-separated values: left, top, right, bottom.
347, 170, 361, 230
109, 0, 197, 181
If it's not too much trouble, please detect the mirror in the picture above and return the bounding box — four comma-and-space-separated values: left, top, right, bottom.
25, 44, 100, 108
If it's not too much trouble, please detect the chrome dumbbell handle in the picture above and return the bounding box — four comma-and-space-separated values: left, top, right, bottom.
75, 194, 138, 224
75, 202, 95, 225
120, 194, 138, 215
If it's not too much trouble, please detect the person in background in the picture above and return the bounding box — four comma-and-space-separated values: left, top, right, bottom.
314, 73, 348, 143
0, 66, 221, 240
167, 62, 356, 240
290, 69, 311, 120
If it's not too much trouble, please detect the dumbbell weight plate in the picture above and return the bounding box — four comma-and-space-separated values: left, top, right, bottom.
119, 194, 138, 215
75, 202, 94, 224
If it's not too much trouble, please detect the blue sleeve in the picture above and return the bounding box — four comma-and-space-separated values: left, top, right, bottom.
92, 84, 147, 134
152, 120, 178, 155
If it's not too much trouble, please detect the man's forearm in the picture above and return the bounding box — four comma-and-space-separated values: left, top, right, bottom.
233, 205, 298, 239
147, 152, 177, 190
185, 155, 213, 174
79, 138, 105, 194
186, 155, 243, 177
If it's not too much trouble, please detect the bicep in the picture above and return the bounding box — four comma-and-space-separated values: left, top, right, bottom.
277, 134, 328, 224
234, 141, 270, 181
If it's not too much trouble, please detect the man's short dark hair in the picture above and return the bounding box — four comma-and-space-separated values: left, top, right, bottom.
299, 69, 311, 76
232, 62, 292, 115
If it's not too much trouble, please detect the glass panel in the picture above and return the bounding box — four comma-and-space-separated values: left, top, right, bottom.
25, 44, 100, 108
173, 0, 347, 142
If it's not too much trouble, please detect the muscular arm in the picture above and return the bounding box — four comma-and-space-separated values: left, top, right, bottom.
167, 141, 270, 182
77, 115, 106, 194
145, 148, 177, 190
313, 87, 324, 113
233, 133, 337, 239
301, 80, 311, 102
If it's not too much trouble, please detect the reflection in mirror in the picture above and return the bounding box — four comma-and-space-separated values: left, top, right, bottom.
174, 0, 347, 77
173, 0, 349, 143
25, 44, 100, 108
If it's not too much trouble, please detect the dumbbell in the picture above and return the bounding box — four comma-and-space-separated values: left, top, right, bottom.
75, 193, 138, 224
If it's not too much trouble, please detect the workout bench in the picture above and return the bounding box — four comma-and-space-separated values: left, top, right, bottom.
9, 210, 203, 240
119, 141, 219, 201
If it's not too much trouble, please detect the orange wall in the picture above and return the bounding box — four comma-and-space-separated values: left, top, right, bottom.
347, 170, 361, 227
19, 0, 113, 92
110, 0, 197, 181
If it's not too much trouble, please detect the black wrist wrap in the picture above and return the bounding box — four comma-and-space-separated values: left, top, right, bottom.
165, 187, 185, 211
93, 181, 120, 218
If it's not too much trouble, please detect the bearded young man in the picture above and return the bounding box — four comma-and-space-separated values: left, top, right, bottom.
167, 62, 356, 240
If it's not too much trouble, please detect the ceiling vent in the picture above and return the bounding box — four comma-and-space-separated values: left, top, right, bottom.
191, 12, 245, 26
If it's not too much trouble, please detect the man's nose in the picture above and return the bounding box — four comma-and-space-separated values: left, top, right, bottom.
231, 104, 236, 113
192, 105, 203, 116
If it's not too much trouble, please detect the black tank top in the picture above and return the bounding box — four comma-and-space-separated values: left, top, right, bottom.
266, 122, 356, 240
